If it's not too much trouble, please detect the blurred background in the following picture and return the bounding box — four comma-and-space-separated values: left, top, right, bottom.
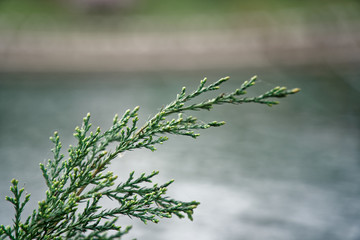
0, 0, 359, 239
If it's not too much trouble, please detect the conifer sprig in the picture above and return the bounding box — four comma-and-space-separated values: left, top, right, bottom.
0, 75, 299, 239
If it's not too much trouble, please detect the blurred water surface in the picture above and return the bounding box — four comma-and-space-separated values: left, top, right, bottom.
0, 67, 359, 239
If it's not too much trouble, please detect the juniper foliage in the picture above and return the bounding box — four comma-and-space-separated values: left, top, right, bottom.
0, 76, 299, 240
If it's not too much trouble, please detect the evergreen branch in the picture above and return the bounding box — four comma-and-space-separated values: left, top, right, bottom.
1, 179, 31, 240
0, 75, 300, 239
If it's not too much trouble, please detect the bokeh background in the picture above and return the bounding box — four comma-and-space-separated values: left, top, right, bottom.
0, 1, 359, 239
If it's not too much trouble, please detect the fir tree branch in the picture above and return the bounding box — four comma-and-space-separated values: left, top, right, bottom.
0, 75, 300, 240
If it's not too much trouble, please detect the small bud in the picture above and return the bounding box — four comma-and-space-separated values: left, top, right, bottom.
11, 179, 18, 185
234, 89, 244, 95
273, 86, 281, 91
113, 114, 119, 122
291, 88, 301, 93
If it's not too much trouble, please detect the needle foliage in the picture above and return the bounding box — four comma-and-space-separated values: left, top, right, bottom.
0, 75, 299, 240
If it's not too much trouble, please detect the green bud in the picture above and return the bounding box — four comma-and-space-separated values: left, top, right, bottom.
291, 88, 301, 93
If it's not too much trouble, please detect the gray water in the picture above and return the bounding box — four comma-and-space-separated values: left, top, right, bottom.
0, 67, 359, 239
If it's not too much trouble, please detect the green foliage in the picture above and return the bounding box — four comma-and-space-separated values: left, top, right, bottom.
0, 76, 299, 240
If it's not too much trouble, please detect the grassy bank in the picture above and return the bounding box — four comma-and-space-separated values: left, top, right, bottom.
0, 0, 359, 32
